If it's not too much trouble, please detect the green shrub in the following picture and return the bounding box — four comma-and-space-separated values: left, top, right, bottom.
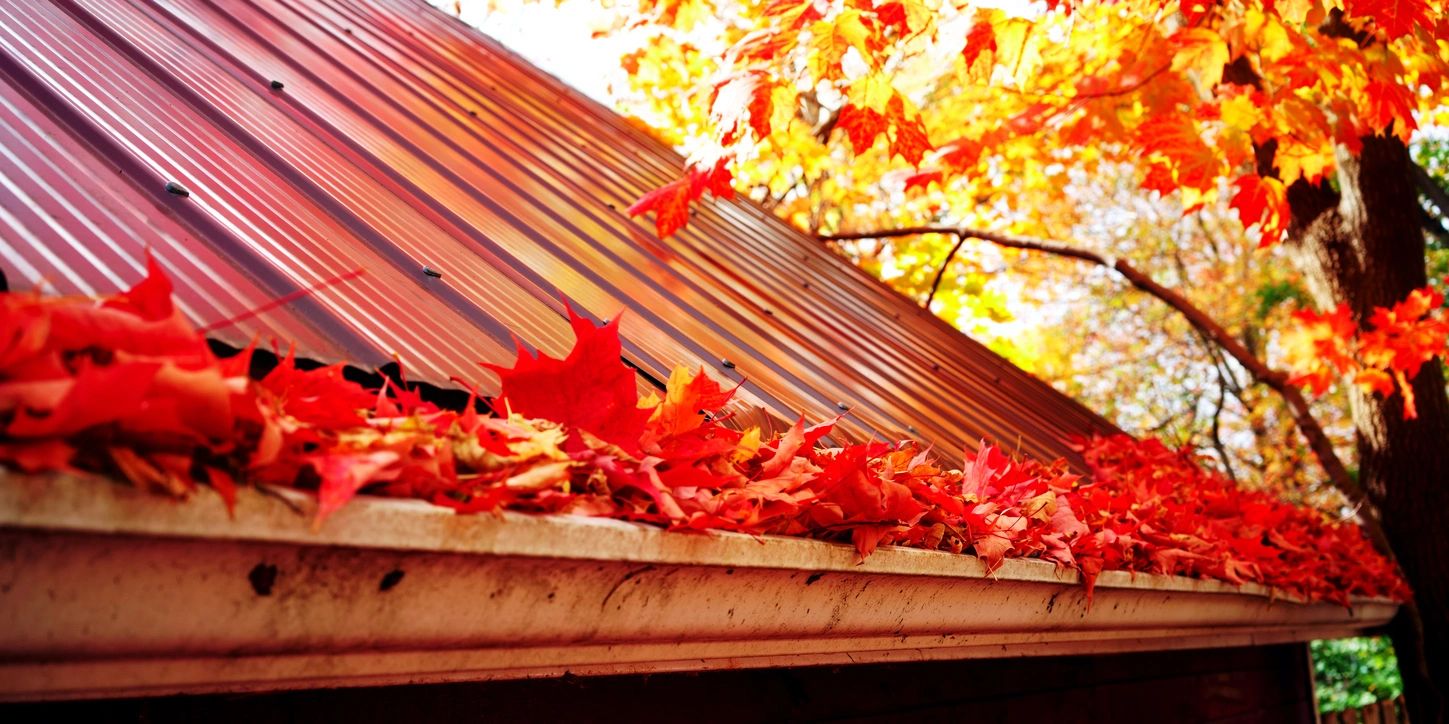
1311, 637, 1403, 713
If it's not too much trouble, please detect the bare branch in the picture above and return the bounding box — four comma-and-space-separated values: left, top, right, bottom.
1208, 363, 1240, 484
814, 107, 840, 145
924, 232, 969, 308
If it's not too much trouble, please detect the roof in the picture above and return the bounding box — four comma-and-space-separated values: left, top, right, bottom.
0, 0, 1115, 463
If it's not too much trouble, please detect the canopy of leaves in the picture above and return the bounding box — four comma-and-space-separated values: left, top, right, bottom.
612, 0, 1446, 242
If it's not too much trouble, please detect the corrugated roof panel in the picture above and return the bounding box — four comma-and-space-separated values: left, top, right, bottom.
0, 52, 347, 361
0, 0, 1117, 464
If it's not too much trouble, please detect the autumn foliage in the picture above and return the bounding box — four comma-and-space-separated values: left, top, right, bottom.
608, 0, 1449, 463
622, 0, 1447, 243
0, 263, 1407, 605
1282, 286, 1449, 419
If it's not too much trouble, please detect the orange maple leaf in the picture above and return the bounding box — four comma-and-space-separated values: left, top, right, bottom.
1359, 287, 1448, 379
1281, 304, 1358, 395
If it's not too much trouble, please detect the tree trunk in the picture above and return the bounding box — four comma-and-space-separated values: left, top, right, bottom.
1287, 135, 1449, 724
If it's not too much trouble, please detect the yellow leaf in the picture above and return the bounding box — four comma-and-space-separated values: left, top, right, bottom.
1273, 0, 1316, 25
733, 426, 762, 464
1170, 28, 1229, 89
1220, 92, 1262, 132
808, 10, 877, 79
848, 71, 896, 112
1244, 9, 1293, 63
898, 0, 938, 39
993, 18, 1041, 87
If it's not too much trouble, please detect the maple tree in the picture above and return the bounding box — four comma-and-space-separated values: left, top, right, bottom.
586, 0, 1449, 717
0, 263, 1408, 610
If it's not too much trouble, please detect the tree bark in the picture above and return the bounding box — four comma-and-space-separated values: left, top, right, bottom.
1286, 134, 1449, 724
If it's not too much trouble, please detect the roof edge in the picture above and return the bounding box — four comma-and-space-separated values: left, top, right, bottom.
0, 471, 1395, 700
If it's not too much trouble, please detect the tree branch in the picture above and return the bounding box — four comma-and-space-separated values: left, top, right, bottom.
818, 225, 1367, 508
924, 232, 968, 308
1208, 360, 1240, 485
814, 107, 840, 145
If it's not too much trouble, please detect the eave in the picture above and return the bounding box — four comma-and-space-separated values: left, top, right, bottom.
0, 471, 1396, 701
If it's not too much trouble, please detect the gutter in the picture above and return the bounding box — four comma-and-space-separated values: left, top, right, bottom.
0, 471, 1396, 701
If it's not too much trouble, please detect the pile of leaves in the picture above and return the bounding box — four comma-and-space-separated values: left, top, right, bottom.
0, 260, 1408, 605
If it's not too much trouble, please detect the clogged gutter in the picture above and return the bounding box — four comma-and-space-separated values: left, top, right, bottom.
0, 258, 1408, 605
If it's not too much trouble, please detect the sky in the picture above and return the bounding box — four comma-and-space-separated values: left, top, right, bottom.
430, 1, 635, 103
431, 0, 1047, 104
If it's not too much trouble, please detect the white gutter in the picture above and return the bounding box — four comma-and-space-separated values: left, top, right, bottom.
0, 471, 1396, 701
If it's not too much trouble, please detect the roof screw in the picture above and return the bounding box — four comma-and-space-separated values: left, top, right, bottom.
164, 181, 190, 198
763, 308, 773, 315
721, 358, 735, 369
802, 281, 811, 289
930, 363, 941, 372
422, 266, 443, 278
906, 425, 917, 434
836, 401, 850, 411
467, 109, 477, 117
269, 79, 285, 90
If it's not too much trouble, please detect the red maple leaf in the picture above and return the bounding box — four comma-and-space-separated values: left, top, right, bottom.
41, 254, 211, 364
887, 95, 932, 166
1357, 286, 1449, 417
644, 366, 737, 442
837, 95, 931, 164
961, 17, 997, 68
259, 350, 374, 429
485, 307, 652, 455
903, 169, 943, 194
875, 1, 910, 35
808, 445, 927, 554
1230, 174, 1289, 245
934, 136, 985, 172
1345, 0, 1432, 40
309, 450, 401, 525
711, 71, 774, 144
836, 102, 888, 155
5, 359, 160, 439
1363, 80, 1418, 139
628, 159, 734, 238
